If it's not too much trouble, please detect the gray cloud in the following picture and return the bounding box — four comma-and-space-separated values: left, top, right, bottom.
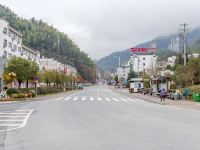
1, 0, 200, 59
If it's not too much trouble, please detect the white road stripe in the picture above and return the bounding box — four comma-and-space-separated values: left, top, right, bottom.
119, 98, 127, 101
127, 98, 136, 102
0, 113, 28, 115
0, 116, 26, 118
64, 97, 71, 101
73, 97, 78, 101
90, 97, 94, 101
0, 124, 22, 127
56, 97, 64, 100
105, 98, 111, 101
81, 97, 86, 101
0, 109, 34, 132
135, 99, 145, 102
112, 98, 119, 101
0, 120, 23, 122
98, 97, 102, 101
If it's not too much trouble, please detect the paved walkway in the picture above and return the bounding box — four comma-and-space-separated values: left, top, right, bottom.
112, 87, 200, 111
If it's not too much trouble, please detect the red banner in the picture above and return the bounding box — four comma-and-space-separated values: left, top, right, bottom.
130, 47, 157, 53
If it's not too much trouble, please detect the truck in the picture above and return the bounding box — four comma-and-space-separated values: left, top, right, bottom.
129, 78, 144, 93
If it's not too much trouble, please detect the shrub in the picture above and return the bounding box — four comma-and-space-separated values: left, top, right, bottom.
37, 87, 63, 95
7, 88, 21, 96
11, 94, 18, 99
17, 93, 26, 98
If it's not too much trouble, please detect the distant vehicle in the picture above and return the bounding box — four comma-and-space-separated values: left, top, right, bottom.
78, 83, 83, 89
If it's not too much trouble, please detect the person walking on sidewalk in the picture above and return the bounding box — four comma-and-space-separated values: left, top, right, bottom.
159, 89, 163, 101
161, 89, 167, 101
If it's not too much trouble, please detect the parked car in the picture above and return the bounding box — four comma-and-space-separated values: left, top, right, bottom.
78, 83, 83, 89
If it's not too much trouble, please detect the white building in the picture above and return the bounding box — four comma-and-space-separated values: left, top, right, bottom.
188, 53, 200, 58
168, 36, 181, 53
0, 19, 40, 65
117, 64, 130, 80
0, 19, 23, 59
40, 58, 64, 72
167, 56, 176, 67
66, 65, 77, 76
129, 54, 157, 75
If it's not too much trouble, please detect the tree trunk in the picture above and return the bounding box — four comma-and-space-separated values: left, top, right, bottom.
26, 78, 29, 88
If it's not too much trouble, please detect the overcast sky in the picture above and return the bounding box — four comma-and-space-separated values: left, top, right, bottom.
1, 0, 200, 59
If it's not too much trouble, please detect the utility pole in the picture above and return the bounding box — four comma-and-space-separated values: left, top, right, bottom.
114, 56, 121, 68
179, 23, 188, 66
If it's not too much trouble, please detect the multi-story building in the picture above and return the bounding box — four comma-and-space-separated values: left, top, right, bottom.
0, 18, 23, 59
117, 64, 130, 80
167, 56, 176, 67
0, 19, 40, 64
65, 65, 77, 76
0, 18, 41, 89
129, 54, 157, 76
21, 45, 40, 65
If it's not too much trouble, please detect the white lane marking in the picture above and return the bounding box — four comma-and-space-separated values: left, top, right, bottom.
90, 97, 94, 101
112, 98, 119, 101
81, 97, 86, 101
127, 98, 136, 102
105, 98, 111, 101
119, 98, 127, 101
0, 109, 34, 132
0, 120, 23, 122
135, 99, 145, 102
0, 124, 22, 127
56, 97, 64, 100
0, 112, 27, 115
73, 97, 78, 101
98, 97, 102, 101
0, 116, 26, 118
64, 97, 71, 101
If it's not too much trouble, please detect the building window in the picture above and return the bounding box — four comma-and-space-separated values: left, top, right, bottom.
3, 39, 7, 48
3, 51, 7, 58
8, 53, 12, 59
13, 44, 17, 51
9, 42, 12, 48
18, 47, 21, 52
3, 27, 7, 35
143, 58, 145, 60
143, 63, 146, 66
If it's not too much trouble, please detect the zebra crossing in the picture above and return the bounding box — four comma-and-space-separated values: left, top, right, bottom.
0, 109, 34, 132
58, 96, 145, 103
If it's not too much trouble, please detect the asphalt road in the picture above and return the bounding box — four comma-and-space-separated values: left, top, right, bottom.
1, 84, 200, 150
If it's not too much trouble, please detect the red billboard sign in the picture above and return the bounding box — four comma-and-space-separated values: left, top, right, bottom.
130, 47, 157, 53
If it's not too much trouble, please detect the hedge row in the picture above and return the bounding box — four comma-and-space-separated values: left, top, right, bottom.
37, 87, 64, 95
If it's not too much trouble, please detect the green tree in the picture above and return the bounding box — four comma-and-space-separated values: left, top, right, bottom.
127, 71, 137, 81
6, 57, 31, 88
114, 75, 118, 83
188, 58, 200, 85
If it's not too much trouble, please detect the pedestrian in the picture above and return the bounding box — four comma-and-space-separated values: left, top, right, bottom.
162, 89, 167, 101
159, 89, 163, 101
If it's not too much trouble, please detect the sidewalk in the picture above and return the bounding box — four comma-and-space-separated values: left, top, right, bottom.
112, 87, 200, 111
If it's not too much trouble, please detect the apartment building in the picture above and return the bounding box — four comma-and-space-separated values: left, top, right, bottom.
129, 54, 157, 75
0, 19, 23, 59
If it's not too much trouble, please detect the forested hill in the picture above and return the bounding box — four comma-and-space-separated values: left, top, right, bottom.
0, 5, 96, 83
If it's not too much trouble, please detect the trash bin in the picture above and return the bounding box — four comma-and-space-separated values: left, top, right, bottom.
193, 93, 200, 102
